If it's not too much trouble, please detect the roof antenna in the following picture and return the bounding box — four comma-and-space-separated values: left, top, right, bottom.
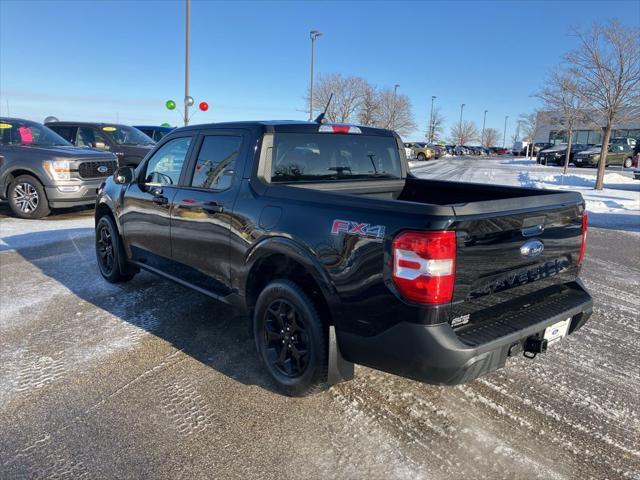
314, 93, 333, 124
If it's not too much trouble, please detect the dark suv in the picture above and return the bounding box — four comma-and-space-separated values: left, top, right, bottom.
0, 117, 118, 219
134, 125, 175, 142
46, 121, 155, 167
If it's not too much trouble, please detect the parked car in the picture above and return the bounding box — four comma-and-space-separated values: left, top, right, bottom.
609, 137, 637, 148
426, 144, 445, 159
489, 147, 509, 155
134, 125, 175, 142
453, 145, 470, 156
573, 144, 634, 168
0, 117, 118, 219
537, 144, 590, 166
403, 143, 414, 159
46, 121, 155, 167
533, 142, 553, 155
512, 141, 530, 156
95, 120, 592, 396
404, 142, 433, 161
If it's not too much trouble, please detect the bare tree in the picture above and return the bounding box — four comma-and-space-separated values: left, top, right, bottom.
564, 21, 640, 189
482, 127, 501, 147
305, 73, 416, 135
536, 72, 590, 172
357, 83, 381, 126
426, 106, 446, 142
375, 87, 416, 136
450, 120, 480, 145
308, 73, 367, 123
518, 112, 537, 143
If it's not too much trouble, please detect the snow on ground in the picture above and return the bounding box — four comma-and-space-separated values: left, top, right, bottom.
411, 157, 640, 232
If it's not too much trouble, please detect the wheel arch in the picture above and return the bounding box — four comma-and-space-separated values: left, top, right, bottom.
244, 237, 337, 327
3, 168, 45, 197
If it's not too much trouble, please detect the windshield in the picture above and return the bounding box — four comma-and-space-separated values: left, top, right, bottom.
101, 125, 154, 146
0, 120, 71, 147
271, 133, 402, 182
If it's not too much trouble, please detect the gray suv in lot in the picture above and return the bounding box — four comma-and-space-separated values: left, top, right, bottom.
0, 117, 118, 219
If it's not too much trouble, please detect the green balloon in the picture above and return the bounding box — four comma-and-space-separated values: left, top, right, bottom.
165, 100, 176, 110
161, 122, 171, 127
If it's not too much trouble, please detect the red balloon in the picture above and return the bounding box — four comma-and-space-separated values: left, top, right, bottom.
199, 101, 209, 112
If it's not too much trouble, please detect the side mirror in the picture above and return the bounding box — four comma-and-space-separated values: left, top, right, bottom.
114, 166, 135, 185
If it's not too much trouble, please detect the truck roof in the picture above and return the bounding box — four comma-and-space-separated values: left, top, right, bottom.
169, 120, 397, 137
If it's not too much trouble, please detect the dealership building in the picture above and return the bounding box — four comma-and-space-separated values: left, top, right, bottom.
533, 110, 640, 145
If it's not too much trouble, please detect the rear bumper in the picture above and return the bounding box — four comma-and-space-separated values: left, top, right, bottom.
338, 280, 593, 385
574, 158, 597, 166
45, 180, 103, 208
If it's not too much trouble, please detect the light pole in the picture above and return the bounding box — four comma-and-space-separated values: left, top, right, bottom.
481, 110, 488, 147
309, 30, 322, 121
428, 96, 436, 143
503, 115, 509, 148
183, 0, 191, 126
458, 104, 465, 144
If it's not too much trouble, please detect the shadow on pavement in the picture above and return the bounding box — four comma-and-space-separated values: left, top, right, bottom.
1, 227, 277, 393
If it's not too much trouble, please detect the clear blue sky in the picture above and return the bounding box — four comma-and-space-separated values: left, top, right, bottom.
1, 0, 637, 141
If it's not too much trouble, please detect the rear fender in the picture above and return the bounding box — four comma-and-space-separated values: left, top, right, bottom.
243, 236, 339, 313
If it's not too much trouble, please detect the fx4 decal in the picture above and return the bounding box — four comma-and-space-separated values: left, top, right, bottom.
331, 219, 386, 239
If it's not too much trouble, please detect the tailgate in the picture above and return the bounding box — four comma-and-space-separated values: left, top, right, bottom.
449, 201, 585, 320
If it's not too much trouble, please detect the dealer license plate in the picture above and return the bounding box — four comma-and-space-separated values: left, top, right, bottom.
544, 318, 571, 346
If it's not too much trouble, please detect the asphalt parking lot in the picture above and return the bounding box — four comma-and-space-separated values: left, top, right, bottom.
1, 202, 639, 479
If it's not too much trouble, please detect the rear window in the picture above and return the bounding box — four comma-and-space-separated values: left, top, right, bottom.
271, 133, 402, 183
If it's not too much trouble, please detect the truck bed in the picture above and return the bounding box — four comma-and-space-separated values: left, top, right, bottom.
284, 175, 582, 216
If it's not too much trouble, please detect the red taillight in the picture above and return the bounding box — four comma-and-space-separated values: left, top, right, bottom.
392, 231, 456, 304
578, 212, 588, 266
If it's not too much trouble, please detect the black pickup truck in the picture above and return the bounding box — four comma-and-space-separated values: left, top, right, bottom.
95, 121, 592, 396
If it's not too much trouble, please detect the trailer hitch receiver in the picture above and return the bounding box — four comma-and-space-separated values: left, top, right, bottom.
523, 336, 548, 359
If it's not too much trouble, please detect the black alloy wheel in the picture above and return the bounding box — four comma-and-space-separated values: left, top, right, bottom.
262, 299, 310, 378
96, 222, 115, 276
254, 280, 328, 396
95, 215, 135, 283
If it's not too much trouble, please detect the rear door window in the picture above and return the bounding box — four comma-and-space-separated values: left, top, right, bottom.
271, 133, 401, 183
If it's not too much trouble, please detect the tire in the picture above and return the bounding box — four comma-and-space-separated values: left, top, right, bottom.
8, 175, 50, 219
253, 279, 328, 396
417, 153, 426, 161
95, 215, 135, 283
624, 157, 632, 168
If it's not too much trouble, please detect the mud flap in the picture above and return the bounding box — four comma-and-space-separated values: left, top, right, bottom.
328, 326, 354, 385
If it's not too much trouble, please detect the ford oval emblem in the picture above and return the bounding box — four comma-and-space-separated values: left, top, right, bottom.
97, 165, 108, 173
520, 239, 544, 257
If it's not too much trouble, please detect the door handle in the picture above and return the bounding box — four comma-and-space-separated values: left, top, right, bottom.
203, 201, 224, 214
152, 195, 168, 205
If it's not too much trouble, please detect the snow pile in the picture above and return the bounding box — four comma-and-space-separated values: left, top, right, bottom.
411, 159, 640, 232
524, 171, 639, 218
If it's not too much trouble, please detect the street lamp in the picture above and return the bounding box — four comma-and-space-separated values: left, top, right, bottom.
184, 0, 191, 126
309, 30, 322, 121
394, 84, 400, 97
458, 104, 465, 143
482, 110, 488, 147
428, 95, 436, 143
503, 115, 509, 148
